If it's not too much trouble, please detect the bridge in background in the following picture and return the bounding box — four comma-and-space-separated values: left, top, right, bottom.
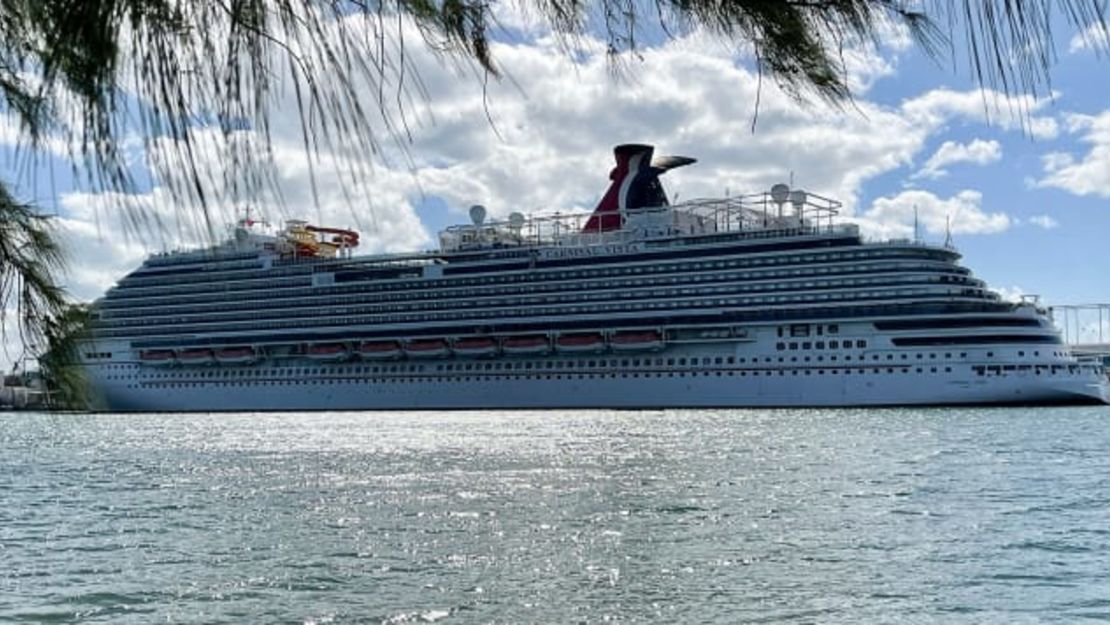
1049, 303, 1110, 359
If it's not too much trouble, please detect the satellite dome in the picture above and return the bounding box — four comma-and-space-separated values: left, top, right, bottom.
790, 189, 807, 210
770, 183, 791, 205
468, 204, 487, 226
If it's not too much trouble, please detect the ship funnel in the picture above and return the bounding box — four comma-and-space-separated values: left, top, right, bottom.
582, 144, 696, 233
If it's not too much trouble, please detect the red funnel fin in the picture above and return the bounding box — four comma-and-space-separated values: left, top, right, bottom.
581, 144, 694, 233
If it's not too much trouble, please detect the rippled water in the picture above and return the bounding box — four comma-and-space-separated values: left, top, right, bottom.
3, 408, 1110, 623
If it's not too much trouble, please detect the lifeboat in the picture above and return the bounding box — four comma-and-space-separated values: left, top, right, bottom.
307, 343, 348, 361
215, 346, 257, 364
555, 333, 606, 353
453, 337, 498, 358
610, 330, 665, 352
405, 339, 450, 358
139, 350, 176, 366
178, 348, 214, 365
357, 340, 402, 360
502, 335, 550, 355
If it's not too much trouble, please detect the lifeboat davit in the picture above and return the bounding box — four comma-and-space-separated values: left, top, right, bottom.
555, 333, 606, 353
453, 337, 498, 358
610, 330, 665, 352
215, 346, 257, 364
307, 343, 348, 361
502, 335, 550, 355
139, 349, 176, 366
178, 348, 214, 365
357, 341, 402, 360
405, 339, 450, 358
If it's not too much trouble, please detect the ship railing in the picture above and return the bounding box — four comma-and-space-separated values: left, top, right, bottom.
438, 189, 848, 251
667, 190, 841, 234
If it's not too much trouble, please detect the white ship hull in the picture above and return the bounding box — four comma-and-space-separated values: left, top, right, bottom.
85, 339, 1110, 411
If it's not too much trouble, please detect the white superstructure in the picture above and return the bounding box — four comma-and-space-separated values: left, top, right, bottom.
78, 144, 1109, 410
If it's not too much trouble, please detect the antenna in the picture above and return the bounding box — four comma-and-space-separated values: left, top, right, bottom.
913, 204, 919, 243
944, 214, 953, 248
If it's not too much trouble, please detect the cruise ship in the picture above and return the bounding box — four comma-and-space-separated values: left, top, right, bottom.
78, 144, 1110, 410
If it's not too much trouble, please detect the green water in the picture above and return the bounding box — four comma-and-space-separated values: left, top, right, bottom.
3, 407, 1110, 623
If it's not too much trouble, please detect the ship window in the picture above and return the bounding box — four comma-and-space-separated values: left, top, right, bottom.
802, 342, 811, 350
856, 340, 866, 348
789, 342, 798, 350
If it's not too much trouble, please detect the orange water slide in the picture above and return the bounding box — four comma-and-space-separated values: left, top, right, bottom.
306, 225, 360, 248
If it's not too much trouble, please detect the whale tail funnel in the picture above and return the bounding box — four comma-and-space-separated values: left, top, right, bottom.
582, 144, 695, 233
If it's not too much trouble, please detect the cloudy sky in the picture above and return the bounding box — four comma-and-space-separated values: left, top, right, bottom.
3, 8, 1110, 363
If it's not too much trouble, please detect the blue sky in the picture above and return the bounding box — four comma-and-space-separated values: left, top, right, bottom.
2, 8, 1108, 323
856, 36, 1108, 307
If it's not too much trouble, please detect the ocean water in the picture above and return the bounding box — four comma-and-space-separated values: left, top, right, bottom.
3, 408, 1110, 624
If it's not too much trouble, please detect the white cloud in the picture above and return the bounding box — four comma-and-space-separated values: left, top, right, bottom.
856, 189, 1011, 239
369, 26, 934, 220
1036, 110, 1110, 197
901, 88, 1059, 139
915, 139, 1001, 179
1027, 214, 1059, 229
1069, 22, 1110, 54
993, 285, 1026, 303
1041, 151, 1075, 173
37, 18, 1059, 311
